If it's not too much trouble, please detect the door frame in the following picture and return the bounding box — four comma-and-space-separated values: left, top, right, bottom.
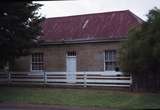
66, 55, 77, 83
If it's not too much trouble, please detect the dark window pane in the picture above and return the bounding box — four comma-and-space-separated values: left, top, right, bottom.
105, 50, 117, 71
67, 51, 76, 56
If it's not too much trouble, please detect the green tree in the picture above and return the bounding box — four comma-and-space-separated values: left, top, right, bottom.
0, 2, 44, 69
119, 7, 160, 91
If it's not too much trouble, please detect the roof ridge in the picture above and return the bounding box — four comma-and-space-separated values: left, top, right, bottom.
46, 10, 130, 19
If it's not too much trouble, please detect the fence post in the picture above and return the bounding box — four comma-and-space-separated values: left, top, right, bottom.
130, 73, 133, 91
84, 72, 87, 87
130, 73, 133, 84
44, 71, 47, 87
8, 71, 11, 86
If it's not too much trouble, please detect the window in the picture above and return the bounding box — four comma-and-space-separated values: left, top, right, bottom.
67, 51, 76, 56
105, 50, 117, 71
31, 53, 44, 71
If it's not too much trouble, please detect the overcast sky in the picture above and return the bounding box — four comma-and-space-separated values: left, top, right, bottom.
37, 0, 160, 20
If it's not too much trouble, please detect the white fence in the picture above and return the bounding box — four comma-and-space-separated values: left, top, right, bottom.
0, 72, 132, 87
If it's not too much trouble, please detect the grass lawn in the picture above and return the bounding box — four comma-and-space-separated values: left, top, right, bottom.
0, 87, 160, 109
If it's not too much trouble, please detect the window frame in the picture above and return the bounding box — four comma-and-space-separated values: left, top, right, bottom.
31, 52, 44, 72
67, 51, 76, 57
104, 50, 117, 71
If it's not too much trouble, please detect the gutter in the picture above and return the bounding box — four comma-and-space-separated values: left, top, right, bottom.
40, 38, 127, 46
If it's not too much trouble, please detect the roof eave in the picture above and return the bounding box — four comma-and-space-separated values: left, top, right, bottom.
40, 38, 127, 46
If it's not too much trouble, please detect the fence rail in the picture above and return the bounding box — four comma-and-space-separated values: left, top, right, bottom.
0, 72, 132, 87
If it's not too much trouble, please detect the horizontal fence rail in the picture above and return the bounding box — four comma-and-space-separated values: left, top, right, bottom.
0, 72, 132, 88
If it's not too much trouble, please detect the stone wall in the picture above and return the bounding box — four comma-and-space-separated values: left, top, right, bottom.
14, 41, 122, 72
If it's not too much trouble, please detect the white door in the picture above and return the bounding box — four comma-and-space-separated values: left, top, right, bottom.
66, 56, 76, 83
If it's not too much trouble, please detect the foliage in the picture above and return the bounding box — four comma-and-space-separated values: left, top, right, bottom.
0, 2, 44, 69
119, 7, 160, 75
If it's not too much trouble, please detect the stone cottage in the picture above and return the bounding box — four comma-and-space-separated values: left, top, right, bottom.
14, 10, 143, 78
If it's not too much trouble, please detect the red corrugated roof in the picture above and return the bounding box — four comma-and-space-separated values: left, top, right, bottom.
40, 10, 143, 43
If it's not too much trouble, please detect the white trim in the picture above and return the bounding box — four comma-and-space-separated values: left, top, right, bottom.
66, 51, 77, 83
30, 53, 44, 72
30, 54, 32, 72
103, 51, 105, 71
66, 55, 77, 83
104, 50, 117, 71
66, 56, 76, 58
30, 70, 44, 72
